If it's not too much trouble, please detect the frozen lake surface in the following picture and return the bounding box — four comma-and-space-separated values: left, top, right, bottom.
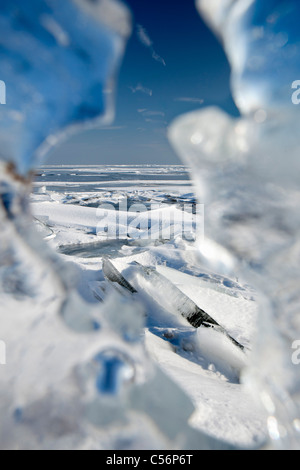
30, 165, 267, 448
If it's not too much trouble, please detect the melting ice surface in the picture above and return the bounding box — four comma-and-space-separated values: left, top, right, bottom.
169, 0, 300, 449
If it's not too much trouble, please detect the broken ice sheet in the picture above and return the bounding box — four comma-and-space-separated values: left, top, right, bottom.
0, 0, 131, 175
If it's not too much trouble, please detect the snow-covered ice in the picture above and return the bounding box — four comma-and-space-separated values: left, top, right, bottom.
29, 166, 268, 448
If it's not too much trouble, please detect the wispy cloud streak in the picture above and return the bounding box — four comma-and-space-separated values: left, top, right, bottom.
138, 109, 165, 117
174, 97, 204, 104
129, 84, 153, 96
136, 24, 153, 48
136, 24, 166, 67
99, 126, 127, 131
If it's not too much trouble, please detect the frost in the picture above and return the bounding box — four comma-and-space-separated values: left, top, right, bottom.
169, 0, 300, 449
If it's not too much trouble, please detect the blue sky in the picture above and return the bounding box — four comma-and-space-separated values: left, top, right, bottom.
47, 0, 239, 166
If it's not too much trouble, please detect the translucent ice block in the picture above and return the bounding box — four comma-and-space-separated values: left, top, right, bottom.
197, 0, 300, 114
0, 0, 131, 175
169, 0, 300, 449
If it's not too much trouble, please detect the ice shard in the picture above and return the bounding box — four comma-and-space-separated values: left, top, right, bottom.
169, 0, 300, 449
0, 0, 132, 329
0, 0, 131, 176
198, 0, 300, 115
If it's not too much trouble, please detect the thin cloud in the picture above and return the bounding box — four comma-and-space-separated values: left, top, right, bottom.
129, 84, 153, 96
138, 109, 165, 117
136, 24, 153, 48
175, 97, 204, 104
136, 23, 166, 67
99, 126, 127, 131
151, 51, 166, 67
144, 118, 168, 125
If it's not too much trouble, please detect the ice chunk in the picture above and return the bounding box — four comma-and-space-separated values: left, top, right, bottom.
197, 0, 300, 114
0, 0, 131, 175
169, 0, 300, 449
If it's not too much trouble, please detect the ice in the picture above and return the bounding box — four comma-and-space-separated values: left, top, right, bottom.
30, 167, 267, 447
197, 0, 300, 114
0, 0, 131, 175
196, 326, 247, 382
4, 0, 296, 450
169, 0, 300, 449
0, 1, 243, 450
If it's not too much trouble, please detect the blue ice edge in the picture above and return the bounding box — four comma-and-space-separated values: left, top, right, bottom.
0, 0, 131, 175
